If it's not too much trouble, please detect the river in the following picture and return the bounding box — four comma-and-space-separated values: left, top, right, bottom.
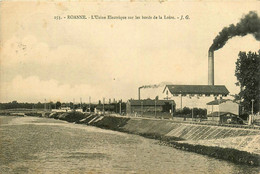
0, 116, 259, 174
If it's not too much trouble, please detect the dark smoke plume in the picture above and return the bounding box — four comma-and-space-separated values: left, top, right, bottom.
139, 81, 173, 89
209, 11, 260, 51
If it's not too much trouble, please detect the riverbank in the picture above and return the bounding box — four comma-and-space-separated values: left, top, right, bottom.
43, 112, 260, 166
3, 116, 258, 174
1, 111, 260, 166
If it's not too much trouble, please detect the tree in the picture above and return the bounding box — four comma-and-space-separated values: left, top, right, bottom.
182, 107, 191, 115
235, 50, 260, 114
49, 102, 55, 109
69, 102, 74, 109
56, 101, 61, 109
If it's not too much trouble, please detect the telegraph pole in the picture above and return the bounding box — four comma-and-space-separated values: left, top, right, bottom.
171, 101, 174, 117
119, 100, 122, 115
251, 99, 255, 114
49, 102, 51, 111
73, 98, 75, 110
192, 107, 194, 121
89, 96, 91, 113
155, 100, 157, 117
80, 97, 82, 109
141, 101, 143, 116
218, 99, 220, 123
103, 98, 105, 115
44, 99, 47, 111
250, 99, 255, 125
180, 93, 183, 110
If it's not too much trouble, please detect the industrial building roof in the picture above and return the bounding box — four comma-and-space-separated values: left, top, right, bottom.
128, 99, 175, 106
164, 85, 229, 95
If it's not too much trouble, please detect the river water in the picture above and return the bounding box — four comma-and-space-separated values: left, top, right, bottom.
0, 116, 259, 174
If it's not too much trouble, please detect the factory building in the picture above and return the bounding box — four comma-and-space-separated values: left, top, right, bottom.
163, 85, 229, 109
206, 99, 239, 115
206, 99, 242, 124
126, 99, 175, 116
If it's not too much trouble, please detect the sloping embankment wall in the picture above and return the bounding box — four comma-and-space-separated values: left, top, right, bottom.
57, 114, 260, 166
82, 115, 260, 141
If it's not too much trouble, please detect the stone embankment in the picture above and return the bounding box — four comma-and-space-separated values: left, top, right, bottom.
47, 112, 260, 166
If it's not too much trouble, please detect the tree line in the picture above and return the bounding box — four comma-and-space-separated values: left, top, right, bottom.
235, 50, 259, 114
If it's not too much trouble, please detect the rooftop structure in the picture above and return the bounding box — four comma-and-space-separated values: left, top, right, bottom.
163, 85, 229, 96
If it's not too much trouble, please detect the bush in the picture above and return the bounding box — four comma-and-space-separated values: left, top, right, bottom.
173, 107, 207, 118
240, 113, 249, 120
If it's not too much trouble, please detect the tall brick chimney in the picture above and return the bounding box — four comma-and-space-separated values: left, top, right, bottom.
208, 50, 214, 85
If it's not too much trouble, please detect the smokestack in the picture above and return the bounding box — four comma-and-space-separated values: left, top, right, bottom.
208, 50, 214, 85
138, 82, 173, 100
207, 12, 260, 86
138, 87, 141, 100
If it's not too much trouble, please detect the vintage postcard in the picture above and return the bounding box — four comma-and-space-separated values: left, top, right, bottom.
0, 1, 259, 173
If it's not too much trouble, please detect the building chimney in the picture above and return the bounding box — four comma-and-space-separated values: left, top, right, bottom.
208, 50, 214, 85
138, 87, 141, 100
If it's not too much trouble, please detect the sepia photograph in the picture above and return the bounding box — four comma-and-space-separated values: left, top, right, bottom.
0, 1, 260, 173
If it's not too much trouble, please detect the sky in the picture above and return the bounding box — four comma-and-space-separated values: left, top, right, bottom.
0, 1, 259, 103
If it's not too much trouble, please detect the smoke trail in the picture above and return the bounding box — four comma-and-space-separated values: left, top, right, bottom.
209, 11, 260, 51
140, 81, 173, 89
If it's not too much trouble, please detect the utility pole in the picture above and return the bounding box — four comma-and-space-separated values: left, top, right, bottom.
192, 107, 194, 121
80, 97, 82, 109
171, 101, 174, 117
141, 101, 143, 116
218, 99, 220, 123
116, 102, 117, 113
251, 99, 255, 114
49, 102, 51, 111
73, 98, 75, 110
103, 98, 105, 115
249, 99, 255, 125
89, 96, 91, 113
155, 100, 157, 117
44, 99, 47, 111
119, 101, 122, 115
180, 93, 183, 110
